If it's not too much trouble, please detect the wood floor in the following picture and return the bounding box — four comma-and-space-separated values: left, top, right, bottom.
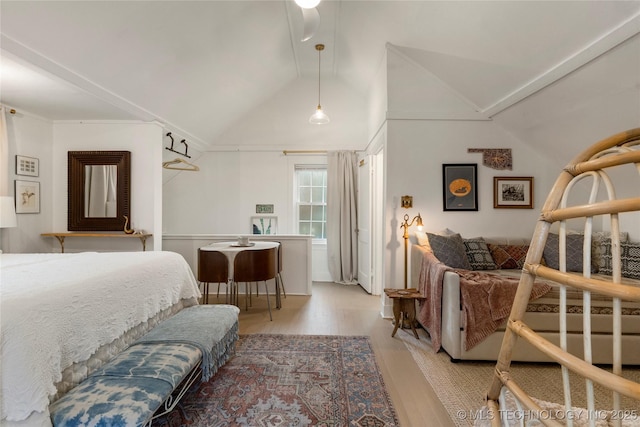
206, 281, 455, 426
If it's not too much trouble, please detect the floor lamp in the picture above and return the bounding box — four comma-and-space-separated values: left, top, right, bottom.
401, 212, 423, 289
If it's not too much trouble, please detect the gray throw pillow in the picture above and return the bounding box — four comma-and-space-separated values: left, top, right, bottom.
543, 233, 590, 273
427, 233, 471, 270
463, 237, 497, 270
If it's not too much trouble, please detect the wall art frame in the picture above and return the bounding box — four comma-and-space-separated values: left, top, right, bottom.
251, 216, 278, 235
493, 176, 534, 209
442, 163, 478, 211
15, 179, 40, 214
16, 155, 39, 177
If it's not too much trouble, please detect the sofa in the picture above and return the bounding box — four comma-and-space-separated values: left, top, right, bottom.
410, 231, 640, 364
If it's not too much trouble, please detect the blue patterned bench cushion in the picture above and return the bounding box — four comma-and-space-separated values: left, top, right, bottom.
49, 305, 240, 427
49, 343, 200, 427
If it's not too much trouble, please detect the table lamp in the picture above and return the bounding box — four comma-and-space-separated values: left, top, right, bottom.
401, 212, 423, 289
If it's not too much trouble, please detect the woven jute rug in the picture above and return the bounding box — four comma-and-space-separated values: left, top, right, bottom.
395, 328, 639, 427
152, 334, 399, 427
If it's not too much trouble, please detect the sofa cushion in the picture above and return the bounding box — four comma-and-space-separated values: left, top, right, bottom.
488, 244, 529, 269
543, 233, 586, 272
600, 240, 640, 280
463, 238, 497, 270
427, 232, 471, 270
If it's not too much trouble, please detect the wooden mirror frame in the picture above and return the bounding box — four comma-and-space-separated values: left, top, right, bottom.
68, 151, 131, 231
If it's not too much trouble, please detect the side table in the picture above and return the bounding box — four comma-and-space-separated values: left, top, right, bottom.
384, 288, 423, 339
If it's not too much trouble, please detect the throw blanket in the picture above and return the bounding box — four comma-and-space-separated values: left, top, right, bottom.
456, 270, 552, 350
415, 251, 552, 352
416, 251, 451, 352
133, 305, 240, 381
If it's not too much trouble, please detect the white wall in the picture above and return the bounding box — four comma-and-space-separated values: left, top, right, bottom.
49, 121, 163, 252
163, 151, 333, 281
383, 119, 555, 289
1, 112, 53, 253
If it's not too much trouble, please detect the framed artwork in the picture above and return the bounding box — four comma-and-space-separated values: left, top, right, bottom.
251, 216, 277, 235
255, 204, 274, 214
494, 176, 534, 209
16, 155, 39, 177
442, 164, 478, 211
15, 180, 40, 214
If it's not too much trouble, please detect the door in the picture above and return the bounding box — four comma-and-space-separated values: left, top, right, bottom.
357, 155, 373, 293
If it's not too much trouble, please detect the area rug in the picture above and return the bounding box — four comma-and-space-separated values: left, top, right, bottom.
395, 328, 640, 427
152, 334, 399, 427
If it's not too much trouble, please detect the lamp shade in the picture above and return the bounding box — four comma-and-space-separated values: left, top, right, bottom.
0, 196, 17, 228
309, 106, 330, 125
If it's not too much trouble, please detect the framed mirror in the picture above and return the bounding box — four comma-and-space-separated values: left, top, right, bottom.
68, 151, 131, 231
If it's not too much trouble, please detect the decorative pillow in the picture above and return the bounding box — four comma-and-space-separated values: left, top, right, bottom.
463, 238, 497, 270
427, 232, 471, 270
487, 244, 529, 270
600, 241, 640, 279
543, 233, 585, 272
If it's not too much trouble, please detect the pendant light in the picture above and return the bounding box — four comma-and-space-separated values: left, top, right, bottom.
295, 0, 321, 9
309, 44, 329, 125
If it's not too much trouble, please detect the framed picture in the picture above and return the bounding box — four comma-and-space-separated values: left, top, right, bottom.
442, 164, 478, 211
256, 204, 274, 214
15, 180, 40, 214
251, 216, 277, 235
494, 177, 534, 209
16, 155, 39, 177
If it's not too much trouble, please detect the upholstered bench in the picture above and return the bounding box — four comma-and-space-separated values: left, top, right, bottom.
49, 304, 240, 427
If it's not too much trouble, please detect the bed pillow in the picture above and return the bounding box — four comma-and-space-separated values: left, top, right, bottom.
599, 241, 640, 279
463, 238, 497, 270
543, 233, 586, 272
427, 232, 471, 270
487, 244, 529, 270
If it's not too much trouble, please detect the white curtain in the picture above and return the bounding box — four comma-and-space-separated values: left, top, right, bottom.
1, 107, 9, 196
327, 151, 358, 284
85, 165, 117, 217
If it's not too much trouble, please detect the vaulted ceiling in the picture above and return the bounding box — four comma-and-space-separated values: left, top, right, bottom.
1, 1, 639, 151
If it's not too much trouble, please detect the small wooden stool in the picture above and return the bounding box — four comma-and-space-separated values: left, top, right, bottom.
384, 288, 423, 339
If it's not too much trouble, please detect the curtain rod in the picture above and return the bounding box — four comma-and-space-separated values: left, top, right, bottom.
282, 150, 327, 155
282, 150, 359, 156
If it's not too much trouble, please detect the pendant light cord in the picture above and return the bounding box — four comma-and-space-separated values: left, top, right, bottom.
316, 44, 324, 108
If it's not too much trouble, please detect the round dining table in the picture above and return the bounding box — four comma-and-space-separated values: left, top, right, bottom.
199, 240, 281, 307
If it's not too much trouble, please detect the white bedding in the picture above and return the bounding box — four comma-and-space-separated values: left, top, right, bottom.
0, 251, 201, 425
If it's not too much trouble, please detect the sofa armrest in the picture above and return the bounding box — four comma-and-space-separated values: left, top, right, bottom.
440, 270, 463, 360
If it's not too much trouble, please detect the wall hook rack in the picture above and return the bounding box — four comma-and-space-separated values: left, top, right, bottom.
164, 132, 191, 158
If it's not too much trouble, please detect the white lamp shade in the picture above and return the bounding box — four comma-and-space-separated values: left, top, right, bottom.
309, 106, 330, 125
0, 196, 17, 228
295, 0, 321, 9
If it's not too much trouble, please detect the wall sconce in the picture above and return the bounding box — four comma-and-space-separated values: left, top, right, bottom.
401, 213, 423, 289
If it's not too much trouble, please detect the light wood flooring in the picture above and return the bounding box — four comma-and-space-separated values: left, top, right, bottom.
205, 281, 455, 426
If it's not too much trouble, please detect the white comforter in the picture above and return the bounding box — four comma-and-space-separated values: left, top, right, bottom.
0, 251, 201, 425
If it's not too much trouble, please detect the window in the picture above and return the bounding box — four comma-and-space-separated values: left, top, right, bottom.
295, 166, 327, 239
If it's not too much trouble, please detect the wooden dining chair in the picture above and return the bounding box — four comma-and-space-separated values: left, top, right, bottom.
276, 242, 286, 300
197, 249, 229, 304
234, 247, 277, 320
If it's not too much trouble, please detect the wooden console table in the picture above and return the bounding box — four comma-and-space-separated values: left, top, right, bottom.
41, 232, 152, 253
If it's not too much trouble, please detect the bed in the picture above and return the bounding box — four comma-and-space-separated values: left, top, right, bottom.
0, 251, 201, 427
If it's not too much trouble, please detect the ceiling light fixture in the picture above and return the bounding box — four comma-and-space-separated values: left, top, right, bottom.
295, 0, 321, 9
309, 44, 329, 125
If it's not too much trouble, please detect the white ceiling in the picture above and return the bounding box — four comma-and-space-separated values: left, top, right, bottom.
1, 1, 639, 150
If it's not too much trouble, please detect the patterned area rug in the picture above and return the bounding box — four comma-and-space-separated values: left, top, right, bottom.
152, 334, 399, 427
